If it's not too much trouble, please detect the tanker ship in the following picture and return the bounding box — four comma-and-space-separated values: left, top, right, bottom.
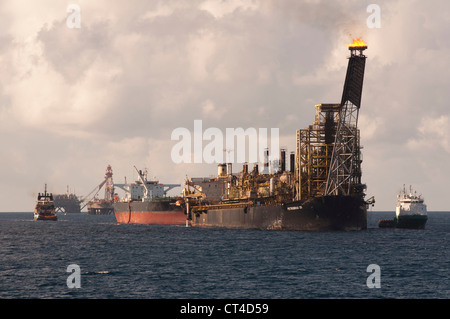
113, 166, 184, 225
183, 40, 374, 231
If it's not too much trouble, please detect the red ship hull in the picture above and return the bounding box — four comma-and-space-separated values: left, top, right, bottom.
114, 200, 186, 225
115, 210, 186, 225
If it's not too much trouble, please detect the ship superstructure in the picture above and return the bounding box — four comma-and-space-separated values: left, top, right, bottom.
114, 166, 180, 202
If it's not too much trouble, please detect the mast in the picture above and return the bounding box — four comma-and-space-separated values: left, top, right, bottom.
134, 166, 152, 200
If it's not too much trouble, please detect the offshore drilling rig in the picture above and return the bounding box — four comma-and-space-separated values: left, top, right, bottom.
83, 165, 115, 215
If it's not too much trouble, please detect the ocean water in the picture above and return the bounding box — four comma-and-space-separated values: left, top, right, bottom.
0, 211, 448, 299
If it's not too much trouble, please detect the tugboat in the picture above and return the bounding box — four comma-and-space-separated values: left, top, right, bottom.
34, 184, 57, 221
379, 185, 427, 229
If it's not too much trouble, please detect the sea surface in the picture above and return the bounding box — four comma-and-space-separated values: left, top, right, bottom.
0, 211, 448, 299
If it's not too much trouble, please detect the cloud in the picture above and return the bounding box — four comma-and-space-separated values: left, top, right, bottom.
407, 116, 450, 153
1, 1, 450, 211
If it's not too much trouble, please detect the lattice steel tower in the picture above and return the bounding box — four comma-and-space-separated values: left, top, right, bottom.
325, 41, 367, 197
104, 164, 114, 202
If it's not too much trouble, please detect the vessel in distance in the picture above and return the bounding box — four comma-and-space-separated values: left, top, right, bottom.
34, 184, 57, 221
113, 166, 184, 225
379, 185, 428, 229
86, 165, 115, 215
54, 186, 82, 214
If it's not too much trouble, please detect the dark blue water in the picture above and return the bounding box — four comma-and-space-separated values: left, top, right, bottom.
0, 211, 448, 299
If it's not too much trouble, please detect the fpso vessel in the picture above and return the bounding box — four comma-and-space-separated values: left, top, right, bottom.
113, 166, 184, 225
183, 40, 374, 231
54, 188, 82, 214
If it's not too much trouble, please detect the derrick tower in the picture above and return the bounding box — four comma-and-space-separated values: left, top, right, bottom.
296, 39, 368, 200
325, 40, 367, 197
104, 165, 114, 201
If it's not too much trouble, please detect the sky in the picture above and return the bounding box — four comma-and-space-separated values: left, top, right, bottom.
0, 0, 449, 211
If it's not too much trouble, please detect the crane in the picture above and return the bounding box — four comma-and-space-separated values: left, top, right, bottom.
80, 165, 114, 210
134, 166, 152, 200
80, 179, 107, 210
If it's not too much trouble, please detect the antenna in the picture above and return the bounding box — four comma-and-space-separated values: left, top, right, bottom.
223, 148, 232, 163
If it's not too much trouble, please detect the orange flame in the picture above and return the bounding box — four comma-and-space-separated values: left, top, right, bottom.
347, 38, 368, 47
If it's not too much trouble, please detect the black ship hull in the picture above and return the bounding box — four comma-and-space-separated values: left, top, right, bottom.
379, 215, 428, 229
189, 195, 367, 231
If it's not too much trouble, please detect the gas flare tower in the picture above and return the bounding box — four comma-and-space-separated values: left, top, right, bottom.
296, 39, 368, 200
325, 40, 367, 197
